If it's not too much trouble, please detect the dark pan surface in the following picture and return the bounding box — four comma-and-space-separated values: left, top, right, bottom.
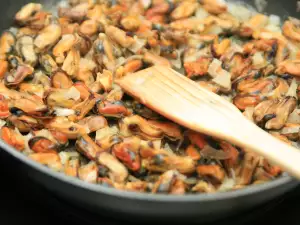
0, 0, 299, 223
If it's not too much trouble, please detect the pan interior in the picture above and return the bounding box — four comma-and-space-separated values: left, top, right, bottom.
0, 0, 298, 201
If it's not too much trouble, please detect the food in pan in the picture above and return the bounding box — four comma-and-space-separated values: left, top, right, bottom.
0, 0, 299, 194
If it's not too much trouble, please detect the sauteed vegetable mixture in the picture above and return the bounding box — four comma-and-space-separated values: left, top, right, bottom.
0, 0, 299, 194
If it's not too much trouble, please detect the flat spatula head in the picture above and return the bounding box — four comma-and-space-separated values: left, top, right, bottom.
117, 65, 243, 140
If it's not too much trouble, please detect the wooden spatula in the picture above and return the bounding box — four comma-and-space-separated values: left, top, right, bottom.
117, 65, 300, 179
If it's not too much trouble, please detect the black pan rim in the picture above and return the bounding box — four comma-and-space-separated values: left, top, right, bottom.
1, 139, 297, 202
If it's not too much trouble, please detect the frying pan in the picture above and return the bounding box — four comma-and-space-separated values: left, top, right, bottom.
0, 0, 299, 223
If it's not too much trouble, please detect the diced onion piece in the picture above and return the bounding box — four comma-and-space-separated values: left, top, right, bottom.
96, 70, 113, 92
252, 52, 265, 68
208, 58, 222, 78
34, 129, 57, 144
79, 58, 96, 71
116, 57, 126, 67
206, 25, 223, 35
218, 177, 236, 192
128, 36, 147, 53
57, 0, 68, 8
265, 24, 281, 33
96, 126, 119, 140
227, 2, 254, 22
59, 151, 80, 165
0, 119, 6, 129
170, 49, 184, 69
212, 71, 231, 90
164, 143, 173, 153
195, 7, 210, 19
35, 90, 44, 98
287, 109, 300, 123
269, 15, 281, 26
254, 0, 267, 12
217, 0, 227, 7
287, 41, 300, 60
152, 140, 162, 149
286, 78, 298, 98
265, 15, 281, 33
23, 132, 34, 154
222, 43, 243, 60
54, 107, 75, 116
281, 126, 300, 134
140, 0, 151, 9
184, 47, 210, 62
208, 58, 231, 89
65, 86, 81, 101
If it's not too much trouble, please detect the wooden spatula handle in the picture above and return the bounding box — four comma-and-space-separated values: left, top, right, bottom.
222, 119, 300, 179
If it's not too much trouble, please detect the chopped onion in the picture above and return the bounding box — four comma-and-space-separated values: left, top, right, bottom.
230, 168, 236, 180
34, 129, 57, 144
57, 0, 69, 8
286, 78, 298, 98
59, 151, 80, 165
212, 70, 231, 90
208, 58, 222, 78
227, 2, 254, 22
218, 177, 236, 192
269, 15, 281, 26
80, 58, 96, 71
96, 126, 119, 140
170, 48, 184, 69
266, 15, 281, 33
8, 27, 18, 35
217, 0, 227, 7
103, 55, 115, 71
192, 181, 216, 192
54, 107, 75, 116
208, 58, 232, 89
23, 132, 34, 154
221, 44, 243, 61
32, 70, 50, 85
64, 86, 81, 101
140, 0, 151, 9
195, 7, 210, 20
252, 52, 265, 68
13, 128, 32, 154
34, 89, 44, 98
287, 109, 300, 123
14, 127, 22, 136
184, 47, 210, 62
281, 126, 300, 134
265, 24, 281, 33
287, 41, 300, 60
206, 25, 223, 35
116, 57, 126, 67
201, 145, 231, 160
128, 36, 147, 53
0, 119, 6, 129
164, 143, 173, 153
254, 0, 267, 12
152, 140, 162, 149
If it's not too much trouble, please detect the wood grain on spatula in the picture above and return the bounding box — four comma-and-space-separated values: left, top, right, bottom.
117, 65, 300, 179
